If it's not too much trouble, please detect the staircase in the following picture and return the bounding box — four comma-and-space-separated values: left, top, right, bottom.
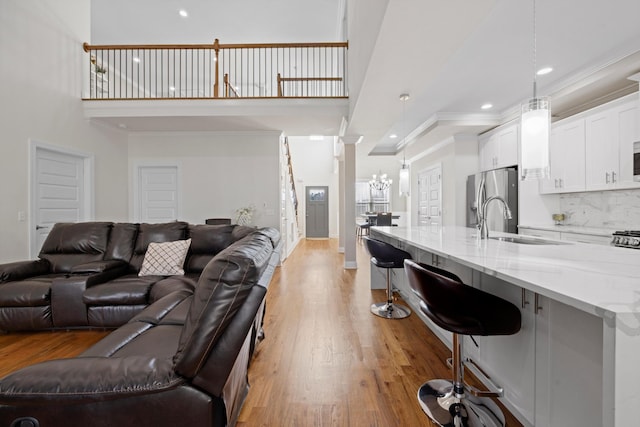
283, 137, 300, 231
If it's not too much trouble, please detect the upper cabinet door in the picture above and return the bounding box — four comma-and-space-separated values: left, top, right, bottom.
585, 110, 619, 190
479, 123, 518, 172
615, 101, 639, 188
495, 124, 519, 169
540, 118, 585, 194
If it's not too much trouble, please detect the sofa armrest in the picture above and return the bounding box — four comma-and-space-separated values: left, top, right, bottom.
0, 259, 50, 283
0, 356, 181, 404
51, 262, 130, 327
70, 259, 128, 274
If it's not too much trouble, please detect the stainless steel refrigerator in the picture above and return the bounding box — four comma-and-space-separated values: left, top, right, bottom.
466, 167, 518, 234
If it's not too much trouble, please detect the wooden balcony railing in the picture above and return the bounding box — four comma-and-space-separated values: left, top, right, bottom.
83, 39, 348, 100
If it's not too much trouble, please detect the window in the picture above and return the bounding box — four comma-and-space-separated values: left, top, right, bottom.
356, 180, 391, 216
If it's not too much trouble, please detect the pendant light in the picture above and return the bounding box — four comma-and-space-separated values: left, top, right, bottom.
398, 93, 410, 196
520, 0, 550, 181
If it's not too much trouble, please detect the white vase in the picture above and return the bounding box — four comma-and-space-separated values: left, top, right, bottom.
237, 213, 252, 226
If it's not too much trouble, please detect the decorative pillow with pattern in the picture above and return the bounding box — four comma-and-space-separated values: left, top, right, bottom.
139, 239, 191, 276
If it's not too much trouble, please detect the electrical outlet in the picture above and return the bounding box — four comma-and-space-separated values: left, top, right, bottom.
17, 211, 26, 222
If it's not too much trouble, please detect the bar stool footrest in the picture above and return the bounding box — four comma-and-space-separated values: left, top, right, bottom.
446, 356, 505, 398
417, 379, 506, 427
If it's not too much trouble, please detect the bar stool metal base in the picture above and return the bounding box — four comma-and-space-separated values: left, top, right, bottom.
417, 379, 505, 427
370, 302, 411, 319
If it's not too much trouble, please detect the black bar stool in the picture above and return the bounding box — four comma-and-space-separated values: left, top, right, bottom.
404, 259, 521, 427
363, 237, 412, 319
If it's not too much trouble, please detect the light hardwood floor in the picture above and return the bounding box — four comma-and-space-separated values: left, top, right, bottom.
0, 238, 523, 426
237, 238, 523, 426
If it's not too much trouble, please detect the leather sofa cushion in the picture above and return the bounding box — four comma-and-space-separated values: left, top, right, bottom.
83, 276, 158, 306
129, 222, 189, 272
0, 276, 61, 306
39, 222, 112, 273
149, 275, 197, 302
184, 224, 236, 273
111, 325, 184, 358
130, 290, 192, 326
87, 305, 146, 328
104, 223, 139, 263
0, 306, 52, 331
173, 231, 274, 379
0, 356, 179, 400
80, 321, 154, 357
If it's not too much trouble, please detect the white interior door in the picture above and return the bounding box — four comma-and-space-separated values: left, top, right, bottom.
136, 165, 179, 223
31, 145, 92, 258
417, 165, 442, 226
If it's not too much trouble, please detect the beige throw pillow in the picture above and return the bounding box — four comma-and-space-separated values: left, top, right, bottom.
139, 239, 191, 276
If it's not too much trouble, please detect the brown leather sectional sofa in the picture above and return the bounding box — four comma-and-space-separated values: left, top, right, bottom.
0, 221, 281, 427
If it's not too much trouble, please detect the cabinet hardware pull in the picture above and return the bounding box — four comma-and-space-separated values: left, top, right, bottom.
612, 171, 617, 183
534, 293, 543, 314
605, 172, 610, 184
521, 288, 530, 309
559, 178, 563, 188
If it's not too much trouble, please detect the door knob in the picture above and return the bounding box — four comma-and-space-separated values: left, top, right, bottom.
35, 225, 48, 230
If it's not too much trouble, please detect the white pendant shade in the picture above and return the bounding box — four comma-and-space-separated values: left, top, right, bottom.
399, 164, 410, 196
520, 97, 550, 180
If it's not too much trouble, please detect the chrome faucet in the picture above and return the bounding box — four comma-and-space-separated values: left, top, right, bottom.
478, 196, 513, 239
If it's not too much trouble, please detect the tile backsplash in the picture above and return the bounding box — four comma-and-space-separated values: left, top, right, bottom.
560, 189, 640, 229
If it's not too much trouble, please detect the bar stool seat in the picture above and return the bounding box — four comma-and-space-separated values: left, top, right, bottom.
404, 259, 521, 427
363, 237, 412, 319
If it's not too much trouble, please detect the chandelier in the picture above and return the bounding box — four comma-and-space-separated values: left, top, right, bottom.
369, 172, 392, 191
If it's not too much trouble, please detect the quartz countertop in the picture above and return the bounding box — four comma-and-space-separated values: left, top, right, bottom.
371, 225, 640, 317
519, 224, 617, 237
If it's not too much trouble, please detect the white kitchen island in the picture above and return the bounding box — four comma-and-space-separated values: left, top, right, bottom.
370, 225, 640, 427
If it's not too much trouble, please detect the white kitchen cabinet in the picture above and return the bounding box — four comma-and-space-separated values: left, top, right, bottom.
585, 109, 617, 189
519, 227, 561, 240
585, 98, 639, 191
479, 123, 519, 171
540, 118, 586, 194
472, 275, 604, 427
560, 232, 611, 245
614, 100, 639, 188
534, 295, 603, 427
475, 274, 536, 426
519, 226, 611, 246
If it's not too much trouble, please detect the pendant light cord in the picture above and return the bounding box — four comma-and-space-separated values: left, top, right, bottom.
532, 0, 537, 99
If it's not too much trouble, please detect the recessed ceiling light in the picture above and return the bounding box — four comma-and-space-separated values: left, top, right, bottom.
133, 57, 141, 63
179, 9, 188, 17
481, 103, 493, 110
537, 67, 553, 76
169, 86, 176, 92
389, 134, 398, 139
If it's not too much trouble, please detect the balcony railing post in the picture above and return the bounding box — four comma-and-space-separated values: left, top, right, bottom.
213, 38, 220, 98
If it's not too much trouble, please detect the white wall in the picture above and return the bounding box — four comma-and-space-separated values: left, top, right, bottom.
0, 0, 129, 262
288, 136, 339, 237
128, 131, 281, 228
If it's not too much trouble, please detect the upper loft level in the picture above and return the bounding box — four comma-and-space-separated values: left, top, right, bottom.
82, 39, 349, 134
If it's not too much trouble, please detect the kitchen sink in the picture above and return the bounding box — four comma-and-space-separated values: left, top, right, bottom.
489, 236, 570, 245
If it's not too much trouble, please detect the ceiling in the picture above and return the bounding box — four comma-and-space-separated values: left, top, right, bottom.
348, 0, 640, 160
90, 0, 640, 160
